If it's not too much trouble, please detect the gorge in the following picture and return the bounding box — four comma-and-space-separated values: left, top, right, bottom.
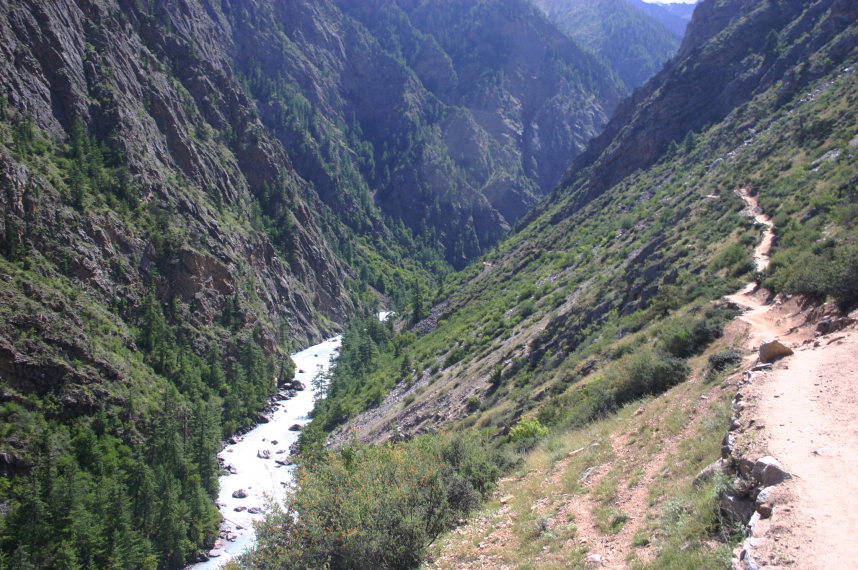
1, 0, 857, 569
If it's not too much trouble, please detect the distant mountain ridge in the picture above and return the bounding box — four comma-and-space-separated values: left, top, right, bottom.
532, 0, 687, 89
627, 0, 697, 36
226, 0, 623, 268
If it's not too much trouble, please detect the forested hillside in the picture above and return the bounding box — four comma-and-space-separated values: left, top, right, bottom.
630, 0, 696, 37
532, 0, 684, 90
228, 0, 622, 268
0, 0, 622, 568
258, 0, 858, 565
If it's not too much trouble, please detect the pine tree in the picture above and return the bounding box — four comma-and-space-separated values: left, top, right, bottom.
411, 280, 424, 325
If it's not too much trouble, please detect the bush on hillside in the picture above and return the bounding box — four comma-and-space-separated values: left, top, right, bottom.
773, 244, 858, 307
706, 349, 743, 379
241, 435, 498, 570
659, 306, 737, 359
509, 417, 549, 451
612, 349, 690, 404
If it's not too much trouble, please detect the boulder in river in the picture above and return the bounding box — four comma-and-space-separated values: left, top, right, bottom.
258, 413, 271, 424
293, 381, 306, 391
289, 423, 302, 432
257, 449, 271, 459
232, 489, 248, 499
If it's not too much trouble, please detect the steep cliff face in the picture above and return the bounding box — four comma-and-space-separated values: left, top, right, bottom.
0, 0, 353, 345
223, 0, 623, 266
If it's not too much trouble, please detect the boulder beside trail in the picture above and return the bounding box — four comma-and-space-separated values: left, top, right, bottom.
816, 317, 855, 336
759, 340, 793, 363
694, 458, 734, 488
751, 456, 790, 487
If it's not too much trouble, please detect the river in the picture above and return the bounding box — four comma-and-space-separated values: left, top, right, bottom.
191, 334, 342, 569
192, 312, 392, 568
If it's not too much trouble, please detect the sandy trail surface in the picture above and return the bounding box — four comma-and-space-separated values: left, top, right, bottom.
729, 189, 858, 569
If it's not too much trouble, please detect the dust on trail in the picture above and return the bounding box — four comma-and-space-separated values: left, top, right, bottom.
728, 189, 858, 569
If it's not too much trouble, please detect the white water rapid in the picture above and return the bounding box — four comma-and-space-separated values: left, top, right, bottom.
192, 312, 392, 568
192, 335, 342, 569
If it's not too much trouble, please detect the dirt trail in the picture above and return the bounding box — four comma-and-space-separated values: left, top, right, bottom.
427, 190, 858, 569
728, 190, 858, 569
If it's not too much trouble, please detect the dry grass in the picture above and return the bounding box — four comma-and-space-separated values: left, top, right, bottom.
424, 335, 743, 570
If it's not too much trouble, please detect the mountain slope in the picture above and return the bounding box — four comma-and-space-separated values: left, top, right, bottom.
230, 0, 623, 267
629, 0, 696, 37
0, 0, 628, 566
319, 0, 858, 462
532, 0, 683, 90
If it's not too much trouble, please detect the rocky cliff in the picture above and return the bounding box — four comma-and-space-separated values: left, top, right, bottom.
0, 0, 354, 346
225, 0, 623, 266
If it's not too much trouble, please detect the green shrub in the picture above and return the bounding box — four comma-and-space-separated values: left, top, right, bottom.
660, 308, 736, 358
509, 417, 549, 450
518, 299, 536, 318
707, 349, 743, 377
445, 345, 467, 368
775, 244, 858, 306
709, 244, 751, 274
612, 349, 690, 404
242, 435, 498, 570
661, 323, 694, 358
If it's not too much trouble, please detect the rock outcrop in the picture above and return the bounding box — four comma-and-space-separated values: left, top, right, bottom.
758, 340, 794, 364
722, 368, 794, 570
227, 0, 623, 266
